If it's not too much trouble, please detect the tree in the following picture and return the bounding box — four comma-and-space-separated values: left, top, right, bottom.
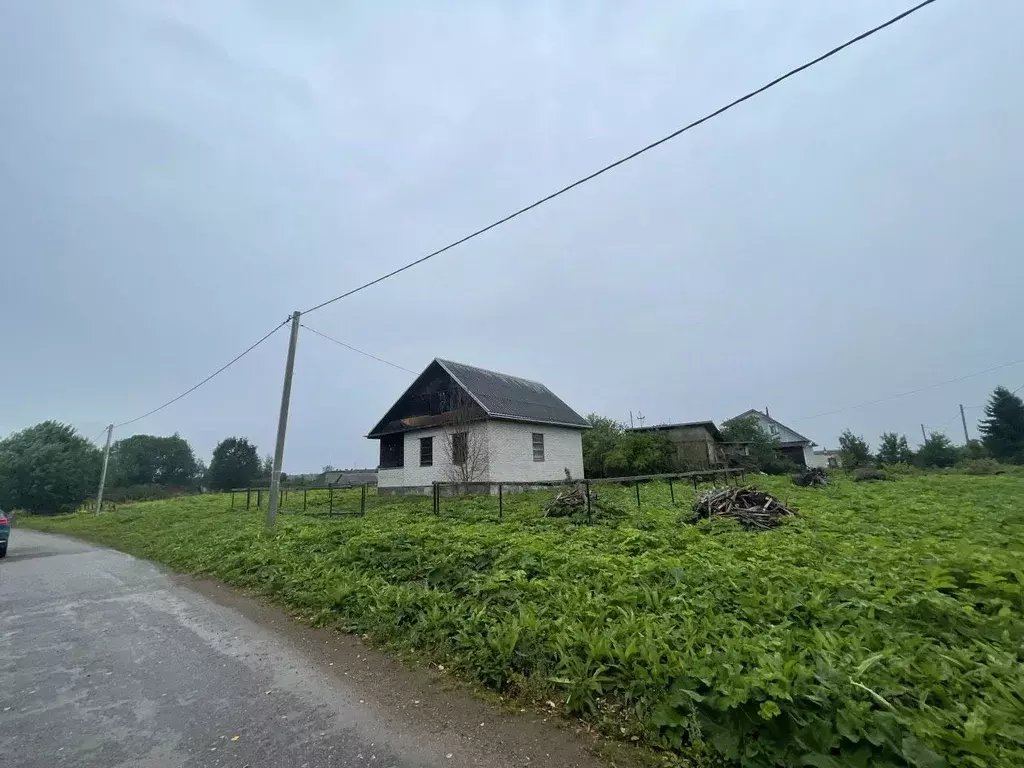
440, 388, 489, 488
604, 431, 674, 477
109, 433, 199, 487
917, 432, 958, 468
0, 421, 102, 514
582, 414, 623, 478
838, 430, 872, 469
208, 437, 261, 490
720, 415, 795, 475
876, 432, 913, 465
260, 454, 274, 480
979, 386, 1024, 464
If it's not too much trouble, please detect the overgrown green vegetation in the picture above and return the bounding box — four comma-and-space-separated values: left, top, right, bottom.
20, 475, 1024, 767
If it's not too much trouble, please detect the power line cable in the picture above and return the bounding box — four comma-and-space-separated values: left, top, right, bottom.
795, 357, 1024, 422
300, 0, 939, 317
301, 323, 416, 374
112, 319, 290, 429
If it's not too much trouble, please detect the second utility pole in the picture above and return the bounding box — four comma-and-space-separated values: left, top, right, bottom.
95, 424, 114, 514
266, 311, 301, 528
959, 404, 970, 444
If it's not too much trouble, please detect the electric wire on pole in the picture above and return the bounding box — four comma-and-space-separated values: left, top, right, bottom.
299, 0, 939, 318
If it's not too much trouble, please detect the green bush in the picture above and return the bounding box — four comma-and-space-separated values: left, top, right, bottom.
839, 429, 873, 469
0, 421, 101, 514
21, 476, 1024, 767
917, 432, 959, 469
954, 458, 1005, 476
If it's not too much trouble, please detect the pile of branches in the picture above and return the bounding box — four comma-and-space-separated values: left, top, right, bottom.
792, 467, 829, 487
544, 484, 626, 521
691, 486, 798, 530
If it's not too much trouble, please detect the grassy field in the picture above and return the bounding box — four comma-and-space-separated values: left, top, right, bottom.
20, 474, 1024, 767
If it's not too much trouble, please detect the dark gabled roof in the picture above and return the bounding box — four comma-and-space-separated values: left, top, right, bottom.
628, 421, 723, 441
436, 359, 589, 429
725, 409, 814, 445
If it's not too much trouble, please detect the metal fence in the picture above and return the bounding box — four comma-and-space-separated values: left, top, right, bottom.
430, 467, 747, 521
228, 484, 375, 517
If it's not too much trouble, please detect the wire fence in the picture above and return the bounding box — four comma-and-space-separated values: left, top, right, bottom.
228, 484, 377, 517
429, 468, 748, 522
223, 468, 748, 524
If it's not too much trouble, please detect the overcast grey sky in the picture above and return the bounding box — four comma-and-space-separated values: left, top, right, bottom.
2, 0, 1022, 471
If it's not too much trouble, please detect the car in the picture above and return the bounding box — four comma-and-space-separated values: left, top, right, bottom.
0, 509, 9, 558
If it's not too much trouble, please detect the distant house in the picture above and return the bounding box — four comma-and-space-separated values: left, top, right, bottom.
317, 469, 378, 487
725, 409, 821, 467
628, 421, 724, 470
367, 358, 589, 494
813, 448, 842, 469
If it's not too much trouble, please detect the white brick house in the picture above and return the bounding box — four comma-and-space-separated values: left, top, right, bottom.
367, 359, 588, 493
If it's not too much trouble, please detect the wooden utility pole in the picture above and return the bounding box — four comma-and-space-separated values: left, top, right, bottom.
266, 311, 301, 528
920, 423, 927, 443
959, 404, 970, 444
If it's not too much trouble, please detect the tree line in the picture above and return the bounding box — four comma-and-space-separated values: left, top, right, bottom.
0, 427, 276, 514
581, 385, 1024, 477
836, 386, 1024, 470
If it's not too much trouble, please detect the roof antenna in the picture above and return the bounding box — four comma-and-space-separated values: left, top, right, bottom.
765, 406, 770, 418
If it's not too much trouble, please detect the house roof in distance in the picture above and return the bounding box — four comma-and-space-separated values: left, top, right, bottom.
725, 408, 814, 445
628, 420, 723, 441
436, 358, 589, 429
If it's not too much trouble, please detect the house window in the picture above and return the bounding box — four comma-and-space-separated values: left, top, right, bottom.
379, 434, 404, 469
420, 436, 433, 467
452, 432, 468, 465
769, 424, 779, 436
532, 433, 545, 462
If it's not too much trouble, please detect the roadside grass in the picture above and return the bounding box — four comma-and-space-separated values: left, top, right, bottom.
20, 475, 1024, 767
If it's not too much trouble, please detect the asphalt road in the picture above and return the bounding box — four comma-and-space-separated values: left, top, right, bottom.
0, 529, 605, 768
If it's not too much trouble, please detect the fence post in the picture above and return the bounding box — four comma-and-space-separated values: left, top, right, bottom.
360, 483, 367, 516
432, 482, 439, 515
635, 480, 641, 509
585, 480, 592, 524
669, 478, 675, 505
303, 488, 307, 512
329, 485, 334, 516
231, 490, 235, 509
257, 488, 262, 509
498, 484, 503, 519
246, 488, 251, 510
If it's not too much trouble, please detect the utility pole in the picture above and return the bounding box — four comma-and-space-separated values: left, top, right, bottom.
959, 404, 970, 444
266, 311, 301, 528
95, 424, 113, 514
920, 423, 927, 443
629, 410, 634, 429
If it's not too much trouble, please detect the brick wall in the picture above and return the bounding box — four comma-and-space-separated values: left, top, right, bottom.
376, 420, 585, 489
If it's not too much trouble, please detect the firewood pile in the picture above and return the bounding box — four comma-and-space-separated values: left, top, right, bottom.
792, 467, 829, 487
544, 484, 626, 520
691, 487, 798, 530
544, 484, 588, 517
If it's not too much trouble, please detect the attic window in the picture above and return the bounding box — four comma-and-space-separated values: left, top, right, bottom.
532, 433, 545, 462
769, 424, 779, 436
